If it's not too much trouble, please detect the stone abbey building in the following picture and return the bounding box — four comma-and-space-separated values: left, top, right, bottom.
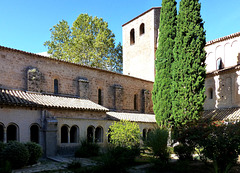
1, 7, 240, 156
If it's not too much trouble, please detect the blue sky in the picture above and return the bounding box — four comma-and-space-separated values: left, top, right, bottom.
0, 0, 240, 53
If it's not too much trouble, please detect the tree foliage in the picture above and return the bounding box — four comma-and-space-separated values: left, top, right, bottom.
44, 14, 122, 73
108, 120, 141, 149
171, 0, 206, 127
152, 0, 177, 127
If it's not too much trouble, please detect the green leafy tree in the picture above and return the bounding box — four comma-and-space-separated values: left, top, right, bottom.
108, 120, 141, 149
44, 14, 122, 73
152, 0, 177, 127
171, 0, 206, 127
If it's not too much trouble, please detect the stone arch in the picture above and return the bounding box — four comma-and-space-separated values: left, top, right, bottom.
61, 124, 69, 143
216, 58, 224, 70
142, 128, 147, 141
87, 125, 95, 143
140, 23, 145, 35
7, 123, 18, 142
107, 128, 111, 143
70, 125, 79, 143
0, 122, 4, 142
231, 40, 240, 65
95, 126, 103, 143
205, 52, 215, 72
30, 123, 40, 143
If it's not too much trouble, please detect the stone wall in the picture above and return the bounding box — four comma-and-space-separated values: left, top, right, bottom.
0, 47, 153, 113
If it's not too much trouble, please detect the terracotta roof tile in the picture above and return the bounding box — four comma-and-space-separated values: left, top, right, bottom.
203, 107, 240, 122
0, 88, 108, 112
106, 112, 156, 123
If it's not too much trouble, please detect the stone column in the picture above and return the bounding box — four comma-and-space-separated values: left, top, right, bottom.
113, 84, 123, 110
3, 127, 7, 143
78, 78, 89, 99
141, 89, 150, 113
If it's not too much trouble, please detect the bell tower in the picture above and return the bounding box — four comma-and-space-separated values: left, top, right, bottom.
122, 7, 161, 82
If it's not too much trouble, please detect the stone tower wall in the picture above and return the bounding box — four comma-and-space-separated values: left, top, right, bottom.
122, 7, 160, 82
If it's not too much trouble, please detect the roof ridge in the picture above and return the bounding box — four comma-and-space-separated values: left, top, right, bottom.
206, 31, 240, 46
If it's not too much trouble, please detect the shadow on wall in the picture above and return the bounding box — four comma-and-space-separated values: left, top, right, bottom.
216, 71, 240, 109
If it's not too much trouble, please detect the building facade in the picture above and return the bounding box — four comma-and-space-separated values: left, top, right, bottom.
1, 7, 240, 157
0, 35, 156, 156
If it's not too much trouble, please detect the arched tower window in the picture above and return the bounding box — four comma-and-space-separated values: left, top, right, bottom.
61, 125, 68, 143
54, 79, 59, 94
95, 126, 103, 143
217, 58, 224, 70
30, 124, 39, 143
87, 126, 95, 143
130, 29, 135, 45
140, 23, 145, 35
70, 125, 79, 143
7, 124, 18, 142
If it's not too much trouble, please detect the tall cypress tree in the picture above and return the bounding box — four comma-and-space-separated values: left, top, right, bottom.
152, 0, 177, 127
171, 0, 206, 127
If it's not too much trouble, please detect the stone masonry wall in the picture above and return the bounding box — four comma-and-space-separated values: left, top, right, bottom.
0, 47, 153, 113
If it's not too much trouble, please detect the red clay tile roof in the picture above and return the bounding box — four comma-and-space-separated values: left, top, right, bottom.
107, 112, 156, 123
203, 107, 240, 122
0, 88, 108, 112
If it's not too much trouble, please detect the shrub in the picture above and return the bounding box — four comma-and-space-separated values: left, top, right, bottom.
108, 120, 141, 149
0, 142, 6, 154
67, 160, 82, 172
25, 142, 43, 165
0, 160, 11, 173
95, 146, 139, 173
144, 127, 169, 164
174, 121, 240, 173
2, 141, 29, 169
174, 144, 193, 161
75, 139, 100, 158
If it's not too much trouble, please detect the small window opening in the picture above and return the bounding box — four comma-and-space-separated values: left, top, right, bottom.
134, 94, 138, 110
147, 129, 152, 141
7, 124, 17, 142
61, 125, 68, 143
54, 79, 59, 94
209, 88, 213, 99
95, 126, 103, 143
217, 58, 224, 70
87, 126, 94, 143
108, 128, 111, 143
0, 124, 4, 142
140, 23, 145, 35
30, 124, 39, 143
130, 29, 135, 45
98, 89, 102, 105
143, 129, 147, 141
70, 126, 78, 143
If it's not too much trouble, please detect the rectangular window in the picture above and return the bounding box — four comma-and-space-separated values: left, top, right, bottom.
98, 89, 102, 105
54, 79, 58, 94
134, 94, 138, 110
